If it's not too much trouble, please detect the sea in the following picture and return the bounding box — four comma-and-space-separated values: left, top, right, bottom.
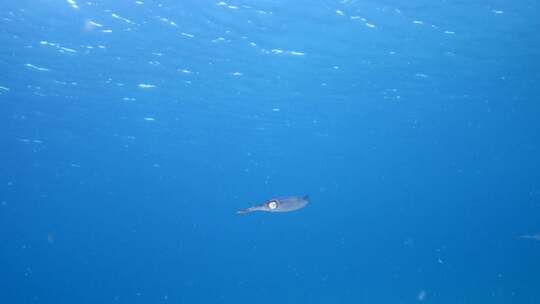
1, 0, 539, 303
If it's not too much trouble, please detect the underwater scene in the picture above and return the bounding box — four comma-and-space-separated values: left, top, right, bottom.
1, 0, 539, 303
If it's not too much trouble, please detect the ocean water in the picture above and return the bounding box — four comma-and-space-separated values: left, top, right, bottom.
1, 0, 539, 303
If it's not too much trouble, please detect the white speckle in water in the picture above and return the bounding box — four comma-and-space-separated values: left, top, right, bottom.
59, 46, 77, 53
289, 51, 304, 56
492, 10, 504, 14
212, 37, 226, 43
143, 117, 156, 121
111, 13, 134, 24
20, 138, 43, 144
88, 20, 103, 27
272, 108, 280, 112
66, 0, 79, 9
40, 41, 77, 54
365, 23, 375, 28
138, 84, 156, 88
444, 30, 455, 34
413, 20, 424, 24
181, 32, 194, 38
336, 10, 344, 16
24, 64, 49, 71
232, 72, 242, 76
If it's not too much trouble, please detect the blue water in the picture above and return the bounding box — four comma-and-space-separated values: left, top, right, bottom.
1, 0, 539, 303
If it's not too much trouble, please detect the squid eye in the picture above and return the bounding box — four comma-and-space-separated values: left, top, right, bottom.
268, 201, 278, 210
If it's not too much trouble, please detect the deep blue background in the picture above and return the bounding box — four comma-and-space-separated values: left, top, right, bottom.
1, 0, 539, 303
